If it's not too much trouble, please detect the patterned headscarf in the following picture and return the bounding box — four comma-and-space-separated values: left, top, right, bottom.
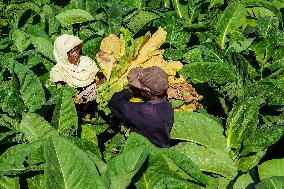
50, 34, 99, 88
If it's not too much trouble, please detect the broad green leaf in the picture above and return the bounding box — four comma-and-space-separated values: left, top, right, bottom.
180, 61, 237, 84
172, 0, 190, 22
0, 140, 46, 176
233, 173, 254, 189
162, 148, 208, 185
135, 150, 203, 189
5, 59, 46, 112
11, 29, 31, 52
123, 133, 155, 152
216, 3, 247, 49
258, 158, 284, 180
200, 43, 228, 64
123, 0, 144, 8
45, 13, 60, 35
106, 146, 148, 189
51, 87, 78, 135
237, 149, 267, 172
56, 9, 94, 27
20, 112, 57, 142
256, 176, 284, 189
44, 136, 107, 189
0, 79, 26, 115
27, 174, 45, 189
256, 17, 278, 38
246, 81, 284, 106
242, 121, 284, 155
24, 24, 49, 38
226, 97, 264, 149
107, 3, 123, 35
153, 12, 190, 49
252, 29, 284, 65
0, 176, 20, 189
0, 38, 12, 50
126, 10, 159, 34
30, 36, 54, 61
174, 142, 237, 178
171, 111, 227, 151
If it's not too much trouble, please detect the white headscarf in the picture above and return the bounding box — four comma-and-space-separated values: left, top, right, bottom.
50, 34, 99, 88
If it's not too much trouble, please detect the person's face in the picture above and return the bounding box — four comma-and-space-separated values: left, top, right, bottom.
68, 45, 81, 65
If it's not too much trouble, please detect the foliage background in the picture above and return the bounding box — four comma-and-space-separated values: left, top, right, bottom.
0, 0, 284, 188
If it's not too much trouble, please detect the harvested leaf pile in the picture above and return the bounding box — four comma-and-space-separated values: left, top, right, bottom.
95, 27, 202, 114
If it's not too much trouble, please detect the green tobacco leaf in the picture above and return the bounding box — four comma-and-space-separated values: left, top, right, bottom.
237, 149, 267, 173
172, 0, 190, 22
30, 36, 54, 61
200, 43, 228, 63
5, 59, 46, 112
256, 17, 278, 38
11, 29, 31, 52
45, 13, 60, 36
226, 97, 264, 150
152, 12, 190, 49
123, 133, 155, 152
246, 81, 284, 106
126, 10, 159, 34
256, 176, 284, 189
258, 158, 284, 180
106, 146, 148, 189
44, 136, 108, 189
171, 111, 227, 151
135, 150, 204, 189
0, 176, 20, 189
216, 2, 247, 49
233, 173, 254, 189
107, 3, 123, 35
253, 29, 284, 65
0, 140, 46, 176
162, 148, 208, 185
56, 9, 94, 27
123, 0, 144, 8
27, 174, 45, 189
174, 142, 237, 178
180, 61, 237, 84
242, 121, 284, 155
51, 87, 78, 135
20, 112, 57, 142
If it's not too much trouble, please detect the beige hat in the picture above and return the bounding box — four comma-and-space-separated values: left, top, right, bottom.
127, 66, 168, 95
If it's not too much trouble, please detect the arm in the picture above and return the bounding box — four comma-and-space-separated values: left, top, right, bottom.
108, 89, 133, 122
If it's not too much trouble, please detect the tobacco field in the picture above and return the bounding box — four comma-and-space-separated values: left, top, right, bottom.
0, 0, 284, 188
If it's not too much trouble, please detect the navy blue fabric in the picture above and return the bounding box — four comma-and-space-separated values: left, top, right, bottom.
108, 90, 174, 147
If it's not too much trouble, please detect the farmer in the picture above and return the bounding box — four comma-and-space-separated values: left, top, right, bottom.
108, 66, 174, 147
50, 34, 105, 117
